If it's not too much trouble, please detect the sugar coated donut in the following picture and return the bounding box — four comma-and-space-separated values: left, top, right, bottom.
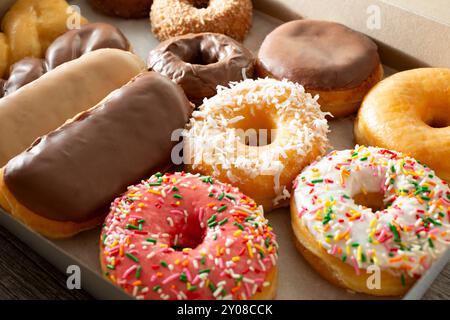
100, 172, 278, 300
150, 0, 252, 42
184, 78, 329, 212
291, 145, 450, 296
355, 68, 450, 182
257, 20, 383, 117
148, 32, 254, 105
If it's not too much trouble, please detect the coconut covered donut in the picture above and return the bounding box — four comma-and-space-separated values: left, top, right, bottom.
291, 146, 450, 296
183, 78, 329, 212
100, 172, 278, 300
150, 0, 252, 42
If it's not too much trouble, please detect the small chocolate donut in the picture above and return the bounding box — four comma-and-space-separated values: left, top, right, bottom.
89, 0, 153, 19
148, 32, 254, 105
1, 23, 130, 98
46, 22, 130, 70
3, 58, 46, 97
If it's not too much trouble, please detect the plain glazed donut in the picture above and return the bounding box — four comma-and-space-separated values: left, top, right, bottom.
257, 20, 383, 118
291, 146, 450, 296
100, 172, 278, 300
0, 72, 192, 238
148, 32, 254, 105
183, 78, 329, 212
150, 0, 252, 42
355, 68, 450, 182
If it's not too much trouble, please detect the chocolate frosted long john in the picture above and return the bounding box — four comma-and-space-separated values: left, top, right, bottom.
4, 72, 192, 225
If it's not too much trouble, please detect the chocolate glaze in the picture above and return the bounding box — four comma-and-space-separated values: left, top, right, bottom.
257, 20, 380, 90
46, 22, 130, 70
3, 58, 46, 96
148, 33, 254, 105
4, 72, 192, 222
0, 23, 129, 98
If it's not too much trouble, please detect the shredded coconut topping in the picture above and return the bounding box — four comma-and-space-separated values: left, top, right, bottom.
183, 78, 329, 205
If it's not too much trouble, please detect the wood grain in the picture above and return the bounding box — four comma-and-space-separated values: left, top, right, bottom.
0, 223, 447, 300
0, 224, 91, 300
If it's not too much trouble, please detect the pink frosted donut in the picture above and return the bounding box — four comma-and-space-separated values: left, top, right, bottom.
100, 172, 278, 300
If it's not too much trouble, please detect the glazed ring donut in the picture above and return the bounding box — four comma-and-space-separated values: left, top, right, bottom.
291, 145, 450, 296
150, 0, 252, 42
148, 32, 254, 105
183, 78, 329, 212
101, 172, 278, 300
355, 68, 450, 182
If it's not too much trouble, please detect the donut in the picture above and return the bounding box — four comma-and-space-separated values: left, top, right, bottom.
183, 78, 329, 212
291, 145, 450, 296
0, 49, 145, 168
1, 23, 130, 97
100, 172, 278, 300
148, 33, 254, 105
355, 68, 450, 182
0, 0, 88, 78
2, 58, 46, 97
89, 0, 153, 19
0, 72, 192, 238
150, 0, 252, 42
257, 20, 383, 118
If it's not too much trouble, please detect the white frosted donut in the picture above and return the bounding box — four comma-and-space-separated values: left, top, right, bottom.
291, 145, 450, 296
183, 78, 329, 212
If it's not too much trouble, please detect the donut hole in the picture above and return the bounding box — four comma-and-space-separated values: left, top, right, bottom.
172, 44, 219, 66
352, 192, 385, 212
192, 0, 210, 9
426, 117, 448, 128
232, 111, 277, 146
171, 215, 206, 251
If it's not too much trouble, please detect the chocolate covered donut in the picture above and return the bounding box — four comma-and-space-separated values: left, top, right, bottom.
2, 58, 46, 97
148, 32, 254, 105
1, 72, 192, 237
257, 20, 383, 117
0, 23, 130, 98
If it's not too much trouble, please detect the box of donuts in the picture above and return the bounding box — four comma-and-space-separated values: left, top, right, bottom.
0, 0, 448, 301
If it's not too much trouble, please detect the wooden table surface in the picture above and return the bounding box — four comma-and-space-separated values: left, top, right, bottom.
0, 224, 448, 300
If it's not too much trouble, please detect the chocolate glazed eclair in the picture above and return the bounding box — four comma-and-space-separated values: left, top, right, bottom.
0, 72, 193, 238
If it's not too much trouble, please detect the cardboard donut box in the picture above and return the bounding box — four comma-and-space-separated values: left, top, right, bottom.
0, 0, 449, 300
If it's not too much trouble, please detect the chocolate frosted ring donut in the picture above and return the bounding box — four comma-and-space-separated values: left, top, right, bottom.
150, 0, 252, 42
1, 23, 130, 98
148, 32, 254, 105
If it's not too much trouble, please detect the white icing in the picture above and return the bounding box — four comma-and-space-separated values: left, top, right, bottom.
293, 146, 450, 277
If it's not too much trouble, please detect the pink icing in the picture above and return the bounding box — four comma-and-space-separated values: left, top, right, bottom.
100, 172, 278, 300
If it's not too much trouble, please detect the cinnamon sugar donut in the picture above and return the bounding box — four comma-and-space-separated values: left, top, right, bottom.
150, 0, 252, 42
